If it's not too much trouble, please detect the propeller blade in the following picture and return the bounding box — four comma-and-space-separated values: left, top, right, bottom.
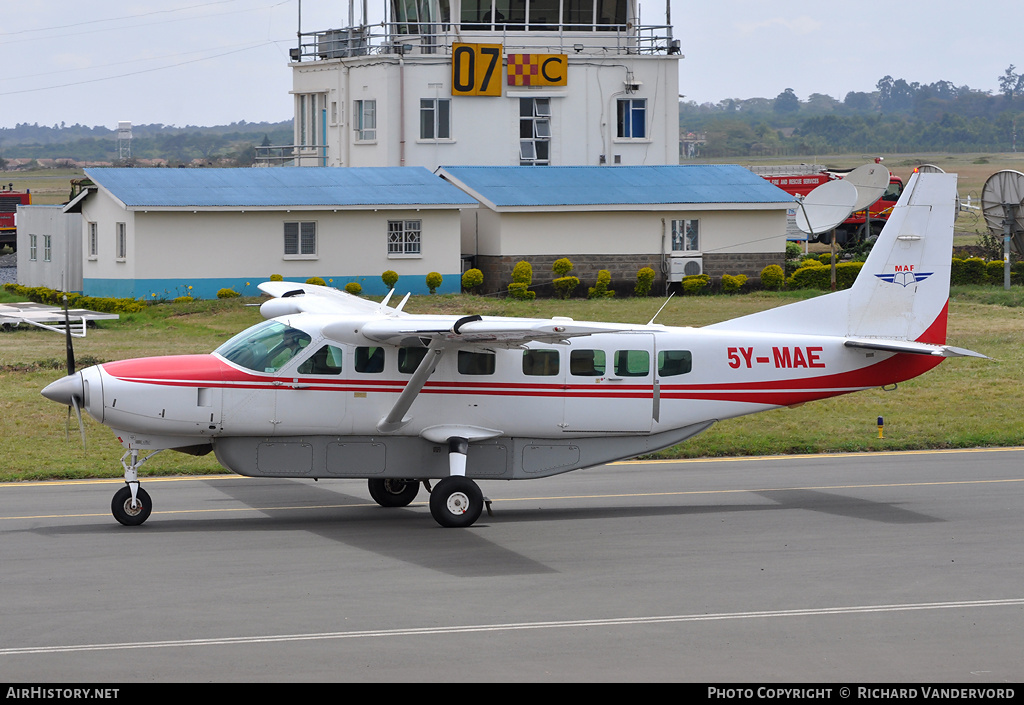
71, 395, 86, 451
62, 295, 75, 376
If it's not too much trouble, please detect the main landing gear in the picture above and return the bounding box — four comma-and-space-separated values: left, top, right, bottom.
365, 436, 488, 528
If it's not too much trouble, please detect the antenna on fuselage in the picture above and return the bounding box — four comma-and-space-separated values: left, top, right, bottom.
647, 292, 675, 325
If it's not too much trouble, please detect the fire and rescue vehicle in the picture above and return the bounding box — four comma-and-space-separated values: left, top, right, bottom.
0, 184, 31, 250
749, 164, 903, 246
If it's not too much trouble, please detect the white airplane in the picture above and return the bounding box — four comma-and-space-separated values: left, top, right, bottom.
42, 173, 984, 528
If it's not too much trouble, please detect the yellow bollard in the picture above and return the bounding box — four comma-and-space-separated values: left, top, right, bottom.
877, 416, 884, 439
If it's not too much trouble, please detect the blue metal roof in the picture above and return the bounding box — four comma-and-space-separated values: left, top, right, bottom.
438, 165, 795, 207
84, 167, 477, 208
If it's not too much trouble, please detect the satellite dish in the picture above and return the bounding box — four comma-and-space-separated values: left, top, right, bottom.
795, 179, 858, 235
842, 163, 891, 212
981, 170, 1024, 255
914, 164, 945, 174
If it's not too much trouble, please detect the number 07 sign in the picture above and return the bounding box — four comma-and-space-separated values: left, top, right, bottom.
451, 43, 502, 96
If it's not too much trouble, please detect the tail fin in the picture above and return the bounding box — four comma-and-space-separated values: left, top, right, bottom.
708, 172, 958, 344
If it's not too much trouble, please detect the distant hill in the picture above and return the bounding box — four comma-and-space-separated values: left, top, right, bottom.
0, 120, 293, 167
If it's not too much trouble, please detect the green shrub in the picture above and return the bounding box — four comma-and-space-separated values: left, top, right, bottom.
986, 260, 1006, 284
818, 252, 834, 265
382, 270, 399, 289
801, 256, 826, 267
681, 273, 710, 294
3, 283, 146, 313
951, 257, 987, 286
760, 264, 785, 290
507, 282, 536, 300
269, 273, 284, 281
552, 257, 574, 278
588, 269, 615, 299
344, 282, 362, 295
173, 296, 194, 303
635, 266, 656, 296
552, 275, 580, 299
785, 242, 802, 260
305, 276, 326, 286
788, 261, 863, 290
720, 273, 748, 294
511, 260, 533, 284
216, 288, 240, 299
461, 268, 483, 293
426, 272, 443, 294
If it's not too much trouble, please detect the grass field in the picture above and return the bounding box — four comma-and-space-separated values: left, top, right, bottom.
1, 287, 1020, 483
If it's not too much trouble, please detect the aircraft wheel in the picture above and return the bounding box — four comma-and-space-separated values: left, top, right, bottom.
111, 486, 152, 526
429, 476, 483, 528
368, 478, 420, 507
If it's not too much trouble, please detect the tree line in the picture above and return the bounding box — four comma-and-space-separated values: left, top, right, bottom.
681, 67, 1024, 157
0, 120, 292, 167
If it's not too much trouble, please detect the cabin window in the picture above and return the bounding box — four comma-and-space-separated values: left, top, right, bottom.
458, 350, 495, 375
420, 98, 451, 140
613, 350, 649, 377
522, 349, 559, 376
398, 347, 429, 373
216, 321, 312, 373
617, 98, 646, 139
297, 345, 344, 375
569, 349, 606, 376
284, 221, 317, 258
671, 219, 699, 252
388, 220, 421, 257
658, 350, 692, 377
355, 346, 385, 373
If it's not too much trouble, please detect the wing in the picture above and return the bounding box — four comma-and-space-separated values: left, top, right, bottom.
258, 281, 409, 318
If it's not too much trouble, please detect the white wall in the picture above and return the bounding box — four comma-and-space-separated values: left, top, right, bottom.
16, 205, 82, 292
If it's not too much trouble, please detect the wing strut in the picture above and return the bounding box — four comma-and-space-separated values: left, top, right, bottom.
376, 339, 448, 433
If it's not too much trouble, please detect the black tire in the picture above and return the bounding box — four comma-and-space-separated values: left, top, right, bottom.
368, 478, 420, 507
428, 476, 483, 528
111, 485, 152, 526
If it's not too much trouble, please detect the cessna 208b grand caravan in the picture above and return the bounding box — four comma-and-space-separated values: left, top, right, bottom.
42, 173, 983, 528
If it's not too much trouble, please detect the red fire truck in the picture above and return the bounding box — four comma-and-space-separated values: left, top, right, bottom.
749, 164, 904, 246
0, 185, 32, 250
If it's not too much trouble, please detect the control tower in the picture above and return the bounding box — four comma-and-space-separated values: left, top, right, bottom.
272, 1, 681, 169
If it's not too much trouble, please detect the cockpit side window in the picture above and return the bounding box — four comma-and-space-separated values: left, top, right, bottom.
297, 345, 344, 375
216, 321, 312, 373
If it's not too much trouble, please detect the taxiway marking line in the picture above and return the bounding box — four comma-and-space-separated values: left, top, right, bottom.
3, 598, 1023, 656
2, 477, 1022, 522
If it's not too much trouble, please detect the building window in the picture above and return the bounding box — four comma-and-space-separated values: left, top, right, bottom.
617, 98, 646, 139
388, 220, 421, 257
420, 98, 451, 140
355, 100, 376, 141
284, 222, 317, 257
520, 97, 551, 165
29, 234, 37, 261
116, 222, 126, 260
43, 234, 51, 262
671, 219, 699, 252
88, 222, 98, 258
297, 93, 326, 146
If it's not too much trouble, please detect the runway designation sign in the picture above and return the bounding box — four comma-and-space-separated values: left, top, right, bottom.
451, 43, 502, 96
507, 53, 567, 87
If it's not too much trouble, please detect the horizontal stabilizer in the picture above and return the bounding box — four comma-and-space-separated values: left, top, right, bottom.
844, 338, 988, 359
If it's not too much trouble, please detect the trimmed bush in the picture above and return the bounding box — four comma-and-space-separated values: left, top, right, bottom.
552, 257, 574, 278
553, 275, 580, 299
951, 257, 987, 286
344, 282, 362, 295
216, 288, 240, 299
721, 273, 748, 294
588, 269, 615, 299
382, 270, 399, 289
788, 261, 863, 290
269, 273, 284, 281
635, 266, 656, 296
508, 260, 535, 299
461, 268, 483, 293
760, 264, 785, 291
681, 273, 710, 294
508, 282, 536, 300
305, 276, 326, 286
426, 272, 443, 294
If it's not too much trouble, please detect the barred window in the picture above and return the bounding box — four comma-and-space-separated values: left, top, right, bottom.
388, 220, 421, 257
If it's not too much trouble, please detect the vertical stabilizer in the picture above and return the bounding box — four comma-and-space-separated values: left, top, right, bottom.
707, 172, 958, 344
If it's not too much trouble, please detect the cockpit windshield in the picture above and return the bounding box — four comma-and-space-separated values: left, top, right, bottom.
215, 320, 312, 373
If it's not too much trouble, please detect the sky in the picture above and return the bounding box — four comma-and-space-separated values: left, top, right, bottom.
1, 0, 1020, 130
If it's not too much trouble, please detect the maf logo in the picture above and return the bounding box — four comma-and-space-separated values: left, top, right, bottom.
875, 264, 933, 287
507, 54, 567, 87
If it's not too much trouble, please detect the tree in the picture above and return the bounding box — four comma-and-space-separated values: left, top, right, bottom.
773, 88, 800, 114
